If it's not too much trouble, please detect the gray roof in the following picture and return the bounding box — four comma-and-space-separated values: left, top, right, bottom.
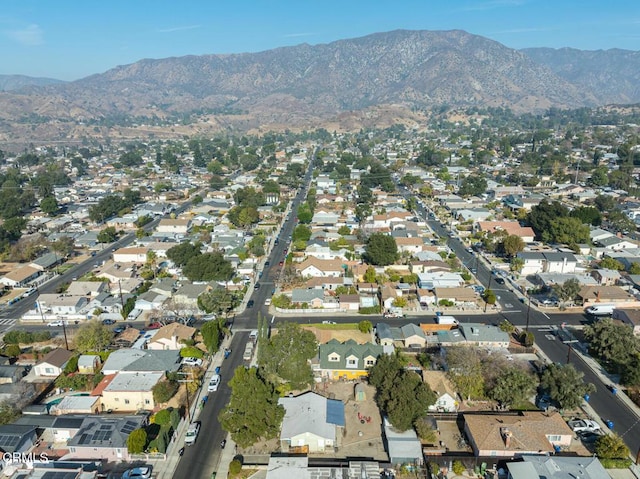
0, 424, 37, 453
67, 415, 146, 449
104, 371, 163, 392
458, 323, 510, 343
375, 323, 393, 341
508, 455, 609, 479
383, 417, 422, 464
101, 349, 181, 374
51, 416, 85, 429
31, 252, 60, 269
13, 414, 56, 428
291, 289, 325, 303
278, 392, 343, 442
400, 323, 426, 340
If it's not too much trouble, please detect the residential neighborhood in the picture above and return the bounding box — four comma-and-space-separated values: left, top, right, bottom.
0, 115, 638, 479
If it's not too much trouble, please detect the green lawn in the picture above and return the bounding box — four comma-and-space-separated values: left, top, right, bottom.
311, 323, 359, 330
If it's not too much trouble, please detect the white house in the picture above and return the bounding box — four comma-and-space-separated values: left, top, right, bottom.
113, 247, 148, 263
422, 371, 458, 413
295, 258, 345, 278
157, 218, 191, 234
34, 349, 74, 377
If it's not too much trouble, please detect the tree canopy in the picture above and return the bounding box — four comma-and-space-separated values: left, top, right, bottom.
260, 322, 318, 389
368, 353, 436, 431
166, 242, 202, 267
363, 233, 399, 266
458, 175, 488, 197
218, 366, 284, 448
540, 363, 595, 409
489, 367, 536, 408
183, 251, 234, 281
73, 320, 113, 353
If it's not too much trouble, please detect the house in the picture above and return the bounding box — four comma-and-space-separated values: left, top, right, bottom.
0, 265, 41, 288
517, 252, 578, 276
50, 395, 101, 415
506, 455, 610, 479
395, 237, 425, 255
434, 287, 478, 307
400, 324, 426, 348
66, 281, 108, 297
422, 371, 458, 412
146, 322, 197, 350
265, 457, 380, 479
338, 294, 360, 312
64, 414, 147, 462
438, 323, 510, 349
0, 424, 38, 454
317, 340, 384, 380
577, 285, 636, 306
173, 282, 210, 310
111, 327, 142, 349
463, 412, 573, 457
34, 349, 74, 377
295, 258, 345, 278
134, 290, 169, 310
375, 323, 394, 346
157, 218, 191, 234
77, 355, 101, 374
290, 289, 326, 308
591, 268, 621, 286
101, 349, 181, 375
113, 247, 148, 263
612, 308, 640, 335
597, 235, 637, 251
99, 371, 164, 412
383, 417, 423, 466
418, 272, 465, 289
37, 294, 89, 315
476, 221, 535, 243
278, 391, 345, 453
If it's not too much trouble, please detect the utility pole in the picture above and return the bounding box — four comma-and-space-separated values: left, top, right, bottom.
61, 320, 69, 350
484, 273, 493, 313
177, 371, 194, 422
525, 294, 532, 333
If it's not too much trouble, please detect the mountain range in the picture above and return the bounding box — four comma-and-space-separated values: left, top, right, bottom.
0, 29, 639, 146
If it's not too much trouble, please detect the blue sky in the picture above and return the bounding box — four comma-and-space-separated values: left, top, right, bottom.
1, 0, 638, 81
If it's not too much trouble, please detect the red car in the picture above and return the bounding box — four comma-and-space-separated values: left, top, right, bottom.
147, 322, 164, 330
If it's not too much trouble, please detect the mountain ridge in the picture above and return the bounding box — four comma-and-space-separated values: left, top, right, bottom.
0, 29, 638, 146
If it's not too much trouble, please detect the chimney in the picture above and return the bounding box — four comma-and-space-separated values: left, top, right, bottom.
500, 427, 512, 448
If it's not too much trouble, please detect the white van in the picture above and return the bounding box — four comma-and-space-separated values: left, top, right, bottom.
585, 304, 615, 316
208, 374, 221, 392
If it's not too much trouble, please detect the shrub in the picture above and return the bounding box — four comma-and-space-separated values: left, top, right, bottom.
152, 409, 171, 426
438, 299, 454, 307
127, 429, 147, 454
358, 306, 381, 314
3, 330, 51, 345
520, 331, 534, 347
3, 344, 20, 358
452, 460, 466, 475
179, 346, 204, 359
228, 459, 242, 475
63, 355, 79, 374
152, 380, 179, 404
358, 320, 372, 333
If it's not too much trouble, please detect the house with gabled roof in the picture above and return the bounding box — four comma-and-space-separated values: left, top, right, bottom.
295, 257, 345, 278
101, 349, 181, 375
34, 349, 74, 377
317, 339, 384, 380
146, 322, 196, 350
463, 411, 573, 457
506, 455, 609, 479
278, 391, 345, 453
422, 371, 458, 412
0, 265, 41, 288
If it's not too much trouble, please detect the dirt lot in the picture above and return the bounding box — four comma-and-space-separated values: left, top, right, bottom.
302, 325, 373, 344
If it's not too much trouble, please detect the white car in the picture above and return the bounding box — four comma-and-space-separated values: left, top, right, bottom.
122, 466, 152, 479
47, 320, 66, 327
567, 418, 601, 433
208, 374, 221, 392
322, 320, 336, 324
264, 298, 272, 306
184, 421, 201, 446
181, 357, 203, 368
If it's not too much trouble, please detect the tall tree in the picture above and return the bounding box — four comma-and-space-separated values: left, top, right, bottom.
218, 367, 285, 448
445, 347, 485, 400
261, 323, 318, 389
489, 367, 537, 408
540, 363, 595, 410
501, 235, 525, 257
364, 233, 399, 266
73, 320, 113, 353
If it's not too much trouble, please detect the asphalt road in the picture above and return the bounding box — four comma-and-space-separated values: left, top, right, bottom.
172, 331, 246, 479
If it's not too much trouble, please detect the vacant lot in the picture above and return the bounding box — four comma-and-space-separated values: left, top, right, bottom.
303, 324, 373, 344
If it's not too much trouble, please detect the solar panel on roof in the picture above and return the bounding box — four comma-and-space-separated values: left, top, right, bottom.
0, 434, 20, 447
100, 424, 111, 430
120, 420, 138, 434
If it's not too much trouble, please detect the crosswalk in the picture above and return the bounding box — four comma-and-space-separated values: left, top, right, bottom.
0, 318, 16, 326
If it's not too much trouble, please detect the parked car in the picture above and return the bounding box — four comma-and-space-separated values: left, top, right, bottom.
264, 298, 272, 306
102, 319, 116, 325
578, 430, 604, 444
182, 357, 203, 368
184, 422, 201, 446
147, 322, 164, 330
567, 418, 601, 433
322, 320, 336, 324
47, 320, 66, 327
247, 300, 254, 308
254, 282, 260, 290
122, 467, 152, 479
208, 374, 221, 392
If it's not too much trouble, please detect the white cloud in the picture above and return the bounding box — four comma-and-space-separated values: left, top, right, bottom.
6, 23, 43, 46
157, 25, 201, 33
